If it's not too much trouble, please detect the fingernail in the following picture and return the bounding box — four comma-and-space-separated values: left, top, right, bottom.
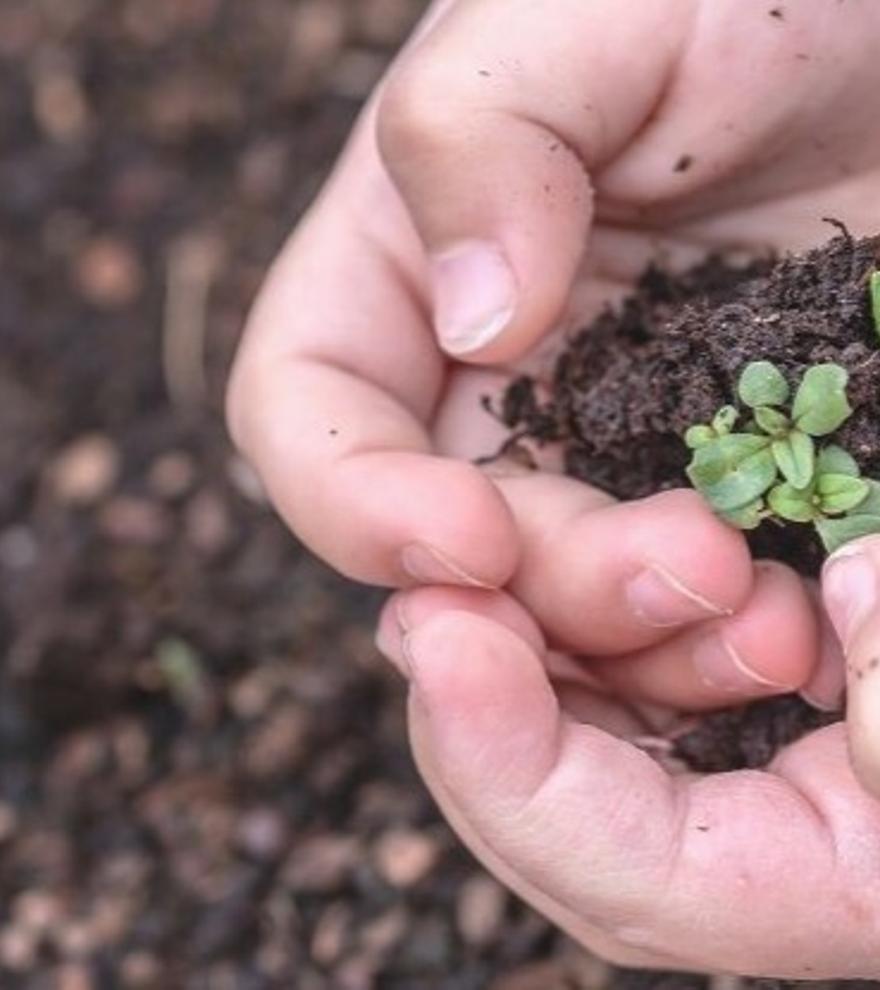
823, 545, 877, 648
693, 635, 793, 695
400, 543, 490, 587
430, 241, 516, 355
626, 563, 730, 628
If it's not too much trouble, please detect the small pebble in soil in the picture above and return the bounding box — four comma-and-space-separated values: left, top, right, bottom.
46, 433, 120, 505
373, 827, 441, 888
456, 873, 508, 947
73, 236, 144, 309
147, 451, 196, 498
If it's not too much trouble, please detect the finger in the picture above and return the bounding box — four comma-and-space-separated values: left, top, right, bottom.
403, 611, 680, 938
376, 585, 545, 677
822, 537, 880, 796
404, 610, 880, 975
592, 561, 818, 710
498, 475, 754, 655
800, 580, 846, 712
376, 0, 690, 361
227, 78, 519, 589
375, 586, 649, 738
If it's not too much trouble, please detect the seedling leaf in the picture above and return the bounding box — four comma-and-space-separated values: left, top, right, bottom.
754, 406, 790, 437
721, 499, 766, 530
792, 364, 852, 436
738, 361, 789, 408
816, 514, 880, 554
815, 479, 880, 553
816, 474, 869, 514
685, 425, 715, 450
712, 405, 738, 436
767, 483, 816, 523
816, 444, 860, 478
771, 430, 814, 488
686, 434, 776, 511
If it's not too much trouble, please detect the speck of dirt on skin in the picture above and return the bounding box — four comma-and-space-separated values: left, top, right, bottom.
795, 52, 811, 60
478, 69, 491, 77
674, 154, 694, 173
695, 825, 710, 832
869, 657, 880, 671
769, 6, 785, 18
329, 429, 339, 437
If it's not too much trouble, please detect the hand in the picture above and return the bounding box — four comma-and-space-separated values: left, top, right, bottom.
227, 0, 880, 714
373, 556, 880, 978
227, 0, 880, 619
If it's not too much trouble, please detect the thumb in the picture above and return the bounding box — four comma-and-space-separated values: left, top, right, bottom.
401, 610, 678, 933
822, 537, 880, 797
376, 0, 690, 361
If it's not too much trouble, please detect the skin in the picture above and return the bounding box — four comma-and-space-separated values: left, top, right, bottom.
228, 0, 880, 975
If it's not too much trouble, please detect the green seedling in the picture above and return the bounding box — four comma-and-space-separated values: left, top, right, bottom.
685, 360, 879, 553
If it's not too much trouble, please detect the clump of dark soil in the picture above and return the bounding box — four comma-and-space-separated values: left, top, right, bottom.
504, 232, 880, 781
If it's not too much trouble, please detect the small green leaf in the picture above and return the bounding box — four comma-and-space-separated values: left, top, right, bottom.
738, 361, 789, 408
686, 434, 776, 512
721, 499, 766, 530
791, 364, 852, 436
816, 444, 860, 477
771, 430, 815, 489
817, 474, 869, 514
685, 424, 715, 450
767, 483, 817, 523
753, 406, 790, 437
871, 270, 880, 343
855, 479, 880, 515
815, 479, 880, 553
712, 405, 738, 436
816, 514, 880, 554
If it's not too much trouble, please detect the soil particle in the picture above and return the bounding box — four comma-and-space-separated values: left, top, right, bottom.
674, 154, 694, 172
672, 695, 837, 772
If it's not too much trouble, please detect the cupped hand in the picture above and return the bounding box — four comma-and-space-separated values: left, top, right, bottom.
372, 549, 880, 978
225, 2, 880, 971
227, 0, 880, 592
227, 0, 880, 704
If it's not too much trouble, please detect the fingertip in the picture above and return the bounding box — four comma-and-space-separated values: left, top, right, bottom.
330, 451, 521, 588
598, 559, 818, 710
404, 611, 559, 803
375, 586, 546, 678
714, 560, 818, 693
624, 490, 754, 617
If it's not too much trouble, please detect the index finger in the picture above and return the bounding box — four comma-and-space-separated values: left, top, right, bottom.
226, 105, 518, 588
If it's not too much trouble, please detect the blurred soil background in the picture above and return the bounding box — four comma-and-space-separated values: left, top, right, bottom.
0, 2, 830, 989
0, 0, 603, 986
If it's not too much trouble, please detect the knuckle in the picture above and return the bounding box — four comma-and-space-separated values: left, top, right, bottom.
376, 56, 464, 167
